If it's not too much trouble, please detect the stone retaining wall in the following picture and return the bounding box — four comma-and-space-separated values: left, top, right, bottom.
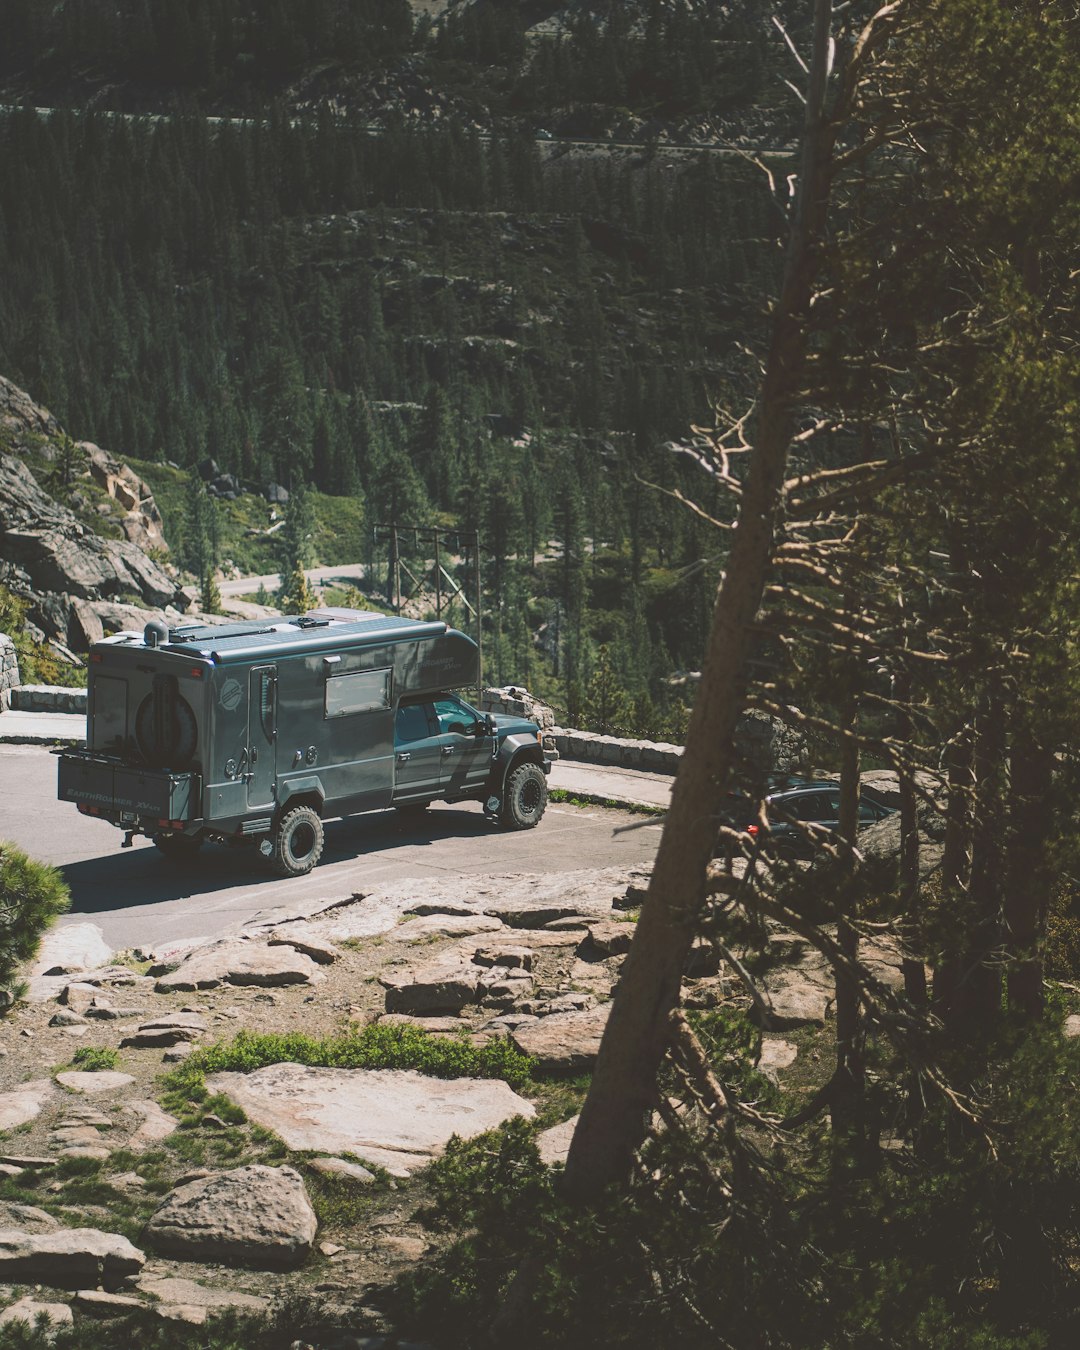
550, 728, 682, 774
483, 686, 808, 779
0, 634, 18, 710
9, 684, 87, 714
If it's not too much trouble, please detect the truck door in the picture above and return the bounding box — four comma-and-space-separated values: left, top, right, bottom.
393, 700, 443, 800
432, 695, 492, 794
247, 665, 277, 809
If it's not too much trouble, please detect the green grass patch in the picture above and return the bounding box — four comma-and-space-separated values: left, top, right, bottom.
0, 1154, 154, 1243
527, 1073, 592, 1131
548, 788, 666, 817
163, 1023, 535, 1107
66, 1046, 120, 1072
301, 1163, 385, 1232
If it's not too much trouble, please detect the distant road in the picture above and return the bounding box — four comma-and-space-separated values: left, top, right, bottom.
219, 562, 368, 600
0, 104, 792, 159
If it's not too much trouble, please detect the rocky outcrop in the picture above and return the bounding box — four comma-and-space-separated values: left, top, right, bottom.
0, 1226, 144, 1288
0, 453, 187, 647
0, 375, 61, 452
510, 1002, 612, 1074
144, 1164, 317, 1268
85, 444, 168, 554
153, 938, 325, 993
0, 632, 18, 708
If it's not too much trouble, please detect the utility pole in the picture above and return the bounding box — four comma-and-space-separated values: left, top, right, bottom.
374, 523, 484, 700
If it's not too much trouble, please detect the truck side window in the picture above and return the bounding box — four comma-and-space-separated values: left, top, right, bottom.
396, 703, 431, 744
433, 696, 470, 736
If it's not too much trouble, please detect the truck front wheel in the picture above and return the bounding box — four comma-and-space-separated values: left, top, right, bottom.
499, 763, 548, 830
271, 806, 325, 876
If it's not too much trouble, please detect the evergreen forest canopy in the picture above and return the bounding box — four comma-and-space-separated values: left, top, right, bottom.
0, 84, 786, 726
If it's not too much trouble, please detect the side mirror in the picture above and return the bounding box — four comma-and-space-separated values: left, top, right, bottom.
480, 714, 497, 738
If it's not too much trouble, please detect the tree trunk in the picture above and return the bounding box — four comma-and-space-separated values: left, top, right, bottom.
559, 0, 840, 1207
946, 697, 1006, 1038
932, 730, 973, 1018
896, 672, 927, 1007
831, 680, 866, 1162
1004, 738, 1054, 1018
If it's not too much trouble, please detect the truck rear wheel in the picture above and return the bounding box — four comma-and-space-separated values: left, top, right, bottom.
271, 806, 324, 877
500, 762, 548, 830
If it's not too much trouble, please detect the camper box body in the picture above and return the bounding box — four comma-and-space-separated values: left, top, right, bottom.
57, 609, 552, 870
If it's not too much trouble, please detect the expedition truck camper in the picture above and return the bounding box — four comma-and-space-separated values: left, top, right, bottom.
57, 608, 556, 876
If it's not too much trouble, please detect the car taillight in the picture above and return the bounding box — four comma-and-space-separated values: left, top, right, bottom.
746, 823, 760, 836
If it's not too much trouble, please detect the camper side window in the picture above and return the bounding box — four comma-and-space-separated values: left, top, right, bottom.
325, 667, 392, 719
92, 674, 127, 752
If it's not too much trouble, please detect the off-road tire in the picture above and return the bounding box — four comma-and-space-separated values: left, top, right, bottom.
271, 805, 325, 877
499, 762, 548, 831
152, 832, 203, 863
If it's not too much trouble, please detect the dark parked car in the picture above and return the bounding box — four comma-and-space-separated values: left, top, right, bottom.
719, 780, 897, 861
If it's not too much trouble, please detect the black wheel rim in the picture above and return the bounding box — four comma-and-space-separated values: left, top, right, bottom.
291, 822, 316, 859
519, 778, 542, 815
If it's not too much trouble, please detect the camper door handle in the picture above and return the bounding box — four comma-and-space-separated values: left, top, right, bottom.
441, 746, 454, 757
397, 752, 410, 763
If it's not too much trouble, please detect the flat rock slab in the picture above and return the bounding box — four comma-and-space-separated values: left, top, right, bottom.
0, 1297, 73, 1330
759, 969, 832, 1027
391, 915, 506, 943
73, 1290, 147, 1317
205, 1063, 535, 1177
382, 957, 482, 1015
307, 1156, 376, 1185
135, 1274, 269, 1323
0, 1079, 54, 1130
577, 921, 635, 959
155, 940, 322, 992
759, 1038, 799, 1073
0, 1227, 144, 1287
144, 1164, 316, 1269
54, 1071, 135, 1095
511, 1003, 612, 1074
267, 925, 338, 964
31, 923, 112, 979
289, 869, 634, 945
537, 1115, 578, 1167
121, 1100, 179, 1150
0, 1203, 58, 1233
120, 1013, 209, 1048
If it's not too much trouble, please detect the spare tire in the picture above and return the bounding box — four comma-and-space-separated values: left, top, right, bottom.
136, 675, 197, 769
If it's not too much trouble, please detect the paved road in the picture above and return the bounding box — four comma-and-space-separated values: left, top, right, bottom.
219, 563, 368, 599
0, 744, 662, 953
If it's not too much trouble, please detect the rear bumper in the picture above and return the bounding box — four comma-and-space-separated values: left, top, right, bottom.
57, 750, 201, 824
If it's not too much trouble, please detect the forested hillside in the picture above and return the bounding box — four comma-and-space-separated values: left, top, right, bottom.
0, 2, 798, 727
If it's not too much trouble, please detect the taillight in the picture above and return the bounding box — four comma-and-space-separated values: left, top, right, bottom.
746, 823, 760, 836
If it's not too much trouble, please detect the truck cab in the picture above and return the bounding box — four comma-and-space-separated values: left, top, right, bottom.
57, 609, 556, 876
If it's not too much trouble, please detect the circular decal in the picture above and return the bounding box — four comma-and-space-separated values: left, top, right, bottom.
220, 678, 243, 712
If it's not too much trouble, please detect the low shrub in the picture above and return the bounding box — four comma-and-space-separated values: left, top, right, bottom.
0, 842, 70, 1009
68, 1046, 120, 1072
